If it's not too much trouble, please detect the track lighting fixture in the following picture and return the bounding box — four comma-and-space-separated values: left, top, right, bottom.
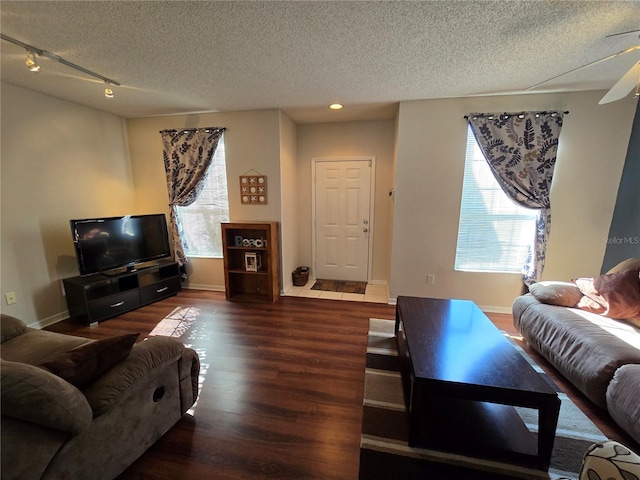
25, 50, 40, 73
1, 33, 120, 97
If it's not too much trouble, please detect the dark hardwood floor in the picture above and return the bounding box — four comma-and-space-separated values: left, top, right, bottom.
46, 289, 637, 479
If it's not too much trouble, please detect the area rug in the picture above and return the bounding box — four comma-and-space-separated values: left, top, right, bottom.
312, 279, 367, 294
359, 318, 608, 480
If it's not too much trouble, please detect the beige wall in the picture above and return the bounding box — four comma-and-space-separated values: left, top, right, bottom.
2, 83, 634, 323
391, 90, 636, 311
126, 109, 282, 291
0, 83, 135, 325
296, 120, 396, 284
279, 112, 299, 290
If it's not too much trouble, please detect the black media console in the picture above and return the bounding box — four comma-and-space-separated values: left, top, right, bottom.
63, 259, 181, 324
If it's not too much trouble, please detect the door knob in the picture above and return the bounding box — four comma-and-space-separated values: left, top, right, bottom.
363, 220, 369, 225
363, 228, 369, 233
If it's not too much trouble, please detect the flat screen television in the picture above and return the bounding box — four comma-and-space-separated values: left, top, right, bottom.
70, 214, 172, 276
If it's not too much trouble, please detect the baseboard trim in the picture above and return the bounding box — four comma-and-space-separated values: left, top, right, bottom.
30, 293, 507, 330
28, 310, 70, 330
182, 284, 226, 292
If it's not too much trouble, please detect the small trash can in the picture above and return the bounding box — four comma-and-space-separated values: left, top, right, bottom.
292, 266, 310, 286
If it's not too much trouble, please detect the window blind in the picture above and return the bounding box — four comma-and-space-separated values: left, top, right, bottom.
455, 126, 537, 273
178, 136, 230, 257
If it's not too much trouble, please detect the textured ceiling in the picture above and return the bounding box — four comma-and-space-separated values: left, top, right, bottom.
1, 1, 639, 122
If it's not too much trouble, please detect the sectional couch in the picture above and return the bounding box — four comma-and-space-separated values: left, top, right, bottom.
512, 259, 640, 445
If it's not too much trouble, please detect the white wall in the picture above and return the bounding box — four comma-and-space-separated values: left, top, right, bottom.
0, 83, 135, 325
296, 120, 396, 284
391, 90, 636, 311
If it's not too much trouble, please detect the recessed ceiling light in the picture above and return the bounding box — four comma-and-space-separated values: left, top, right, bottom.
329, 103, 343, 110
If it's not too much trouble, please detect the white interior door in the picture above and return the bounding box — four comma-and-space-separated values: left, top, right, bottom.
314, 158, 372, 282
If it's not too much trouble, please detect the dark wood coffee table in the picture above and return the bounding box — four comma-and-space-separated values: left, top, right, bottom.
395, 296, 560, 471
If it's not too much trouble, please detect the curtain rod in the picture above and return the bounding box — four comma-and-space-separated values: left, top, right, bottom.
464, 111, 569, 120
159, 127, 226, 134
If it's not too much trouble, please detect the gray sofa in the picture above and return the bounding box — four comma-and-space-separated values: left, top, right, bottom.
0, 314, 200, 480
512, 271, 640, 445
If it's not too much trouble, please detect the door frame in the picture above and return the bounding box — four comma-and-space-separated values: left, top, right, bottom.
311, 156, 376, 283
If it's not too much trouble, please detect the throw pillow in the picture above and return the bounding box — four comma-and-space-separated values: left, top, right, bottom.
579, 441, 640, 480
626, 317, 640, 329
606, 258, 640, 275
39, 333, 139, 388
575, 295, 606, 314
529, 281, 583, 307
1, 314, 27, 343
574, 268, 640, 320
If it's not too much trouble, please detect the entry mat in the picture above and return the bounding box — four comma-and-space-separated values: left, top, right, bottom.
311, 279, 367, 294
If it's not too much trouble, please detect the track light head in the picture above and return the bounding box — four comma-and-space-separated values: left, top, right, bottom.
104, 86, 114, 98
25, 50, 40, 73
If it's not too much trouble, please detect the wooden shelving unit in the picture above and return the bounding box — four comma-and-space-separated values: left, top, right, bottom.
221, 222, 280, 303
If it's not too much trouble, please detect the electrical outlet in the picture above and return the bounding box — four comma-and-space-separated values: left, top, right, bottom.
5, 292, 17, 305
427, 274, 435, 285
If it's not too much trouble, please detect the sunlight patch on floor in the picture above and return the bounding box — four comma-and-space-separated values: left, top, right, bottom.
148, 306, 200, 338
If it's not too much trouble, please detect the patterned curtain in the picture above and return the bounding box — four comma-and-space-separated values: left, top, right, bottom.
160, 127, 226, 276
466, 111, 565, 283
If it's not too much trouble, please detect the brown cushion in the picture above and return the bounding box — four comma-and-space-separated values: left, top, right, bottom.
1, 359, 92, 434
624, 317, 640, 329
528, 281, 583, 307
606, 258, 640, 275
39, 333, 139, 388
1, 314, 27, 343
574, 269, 640, 320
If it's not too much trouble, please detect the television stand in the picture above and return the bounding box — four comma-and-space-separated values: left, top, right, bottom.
101, 261, 159, 277
63, 259, 181, 324
101, 267, 134, 277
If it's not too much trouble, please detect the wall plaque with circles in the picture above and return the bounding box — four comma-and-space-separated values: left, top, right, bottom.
239, 174, 268, 205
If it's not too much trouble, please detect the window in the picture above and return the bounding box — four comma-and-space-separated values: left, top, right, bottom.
455, 127, 538, 273
176, 135, 229, 258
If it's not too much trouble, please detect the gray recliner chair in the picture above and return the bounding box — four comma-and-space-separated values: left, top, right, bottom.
1, 314, 199, 480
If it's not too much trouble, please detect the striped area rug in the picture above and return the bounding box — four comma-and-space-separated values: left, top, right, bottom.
359, 318, 607, 480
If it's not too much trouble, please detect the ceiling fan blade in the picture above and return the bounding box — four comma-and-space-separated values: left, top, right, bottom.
605, 29, 640, 38
598, 60, 640, 104
527, 45, 640, 91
